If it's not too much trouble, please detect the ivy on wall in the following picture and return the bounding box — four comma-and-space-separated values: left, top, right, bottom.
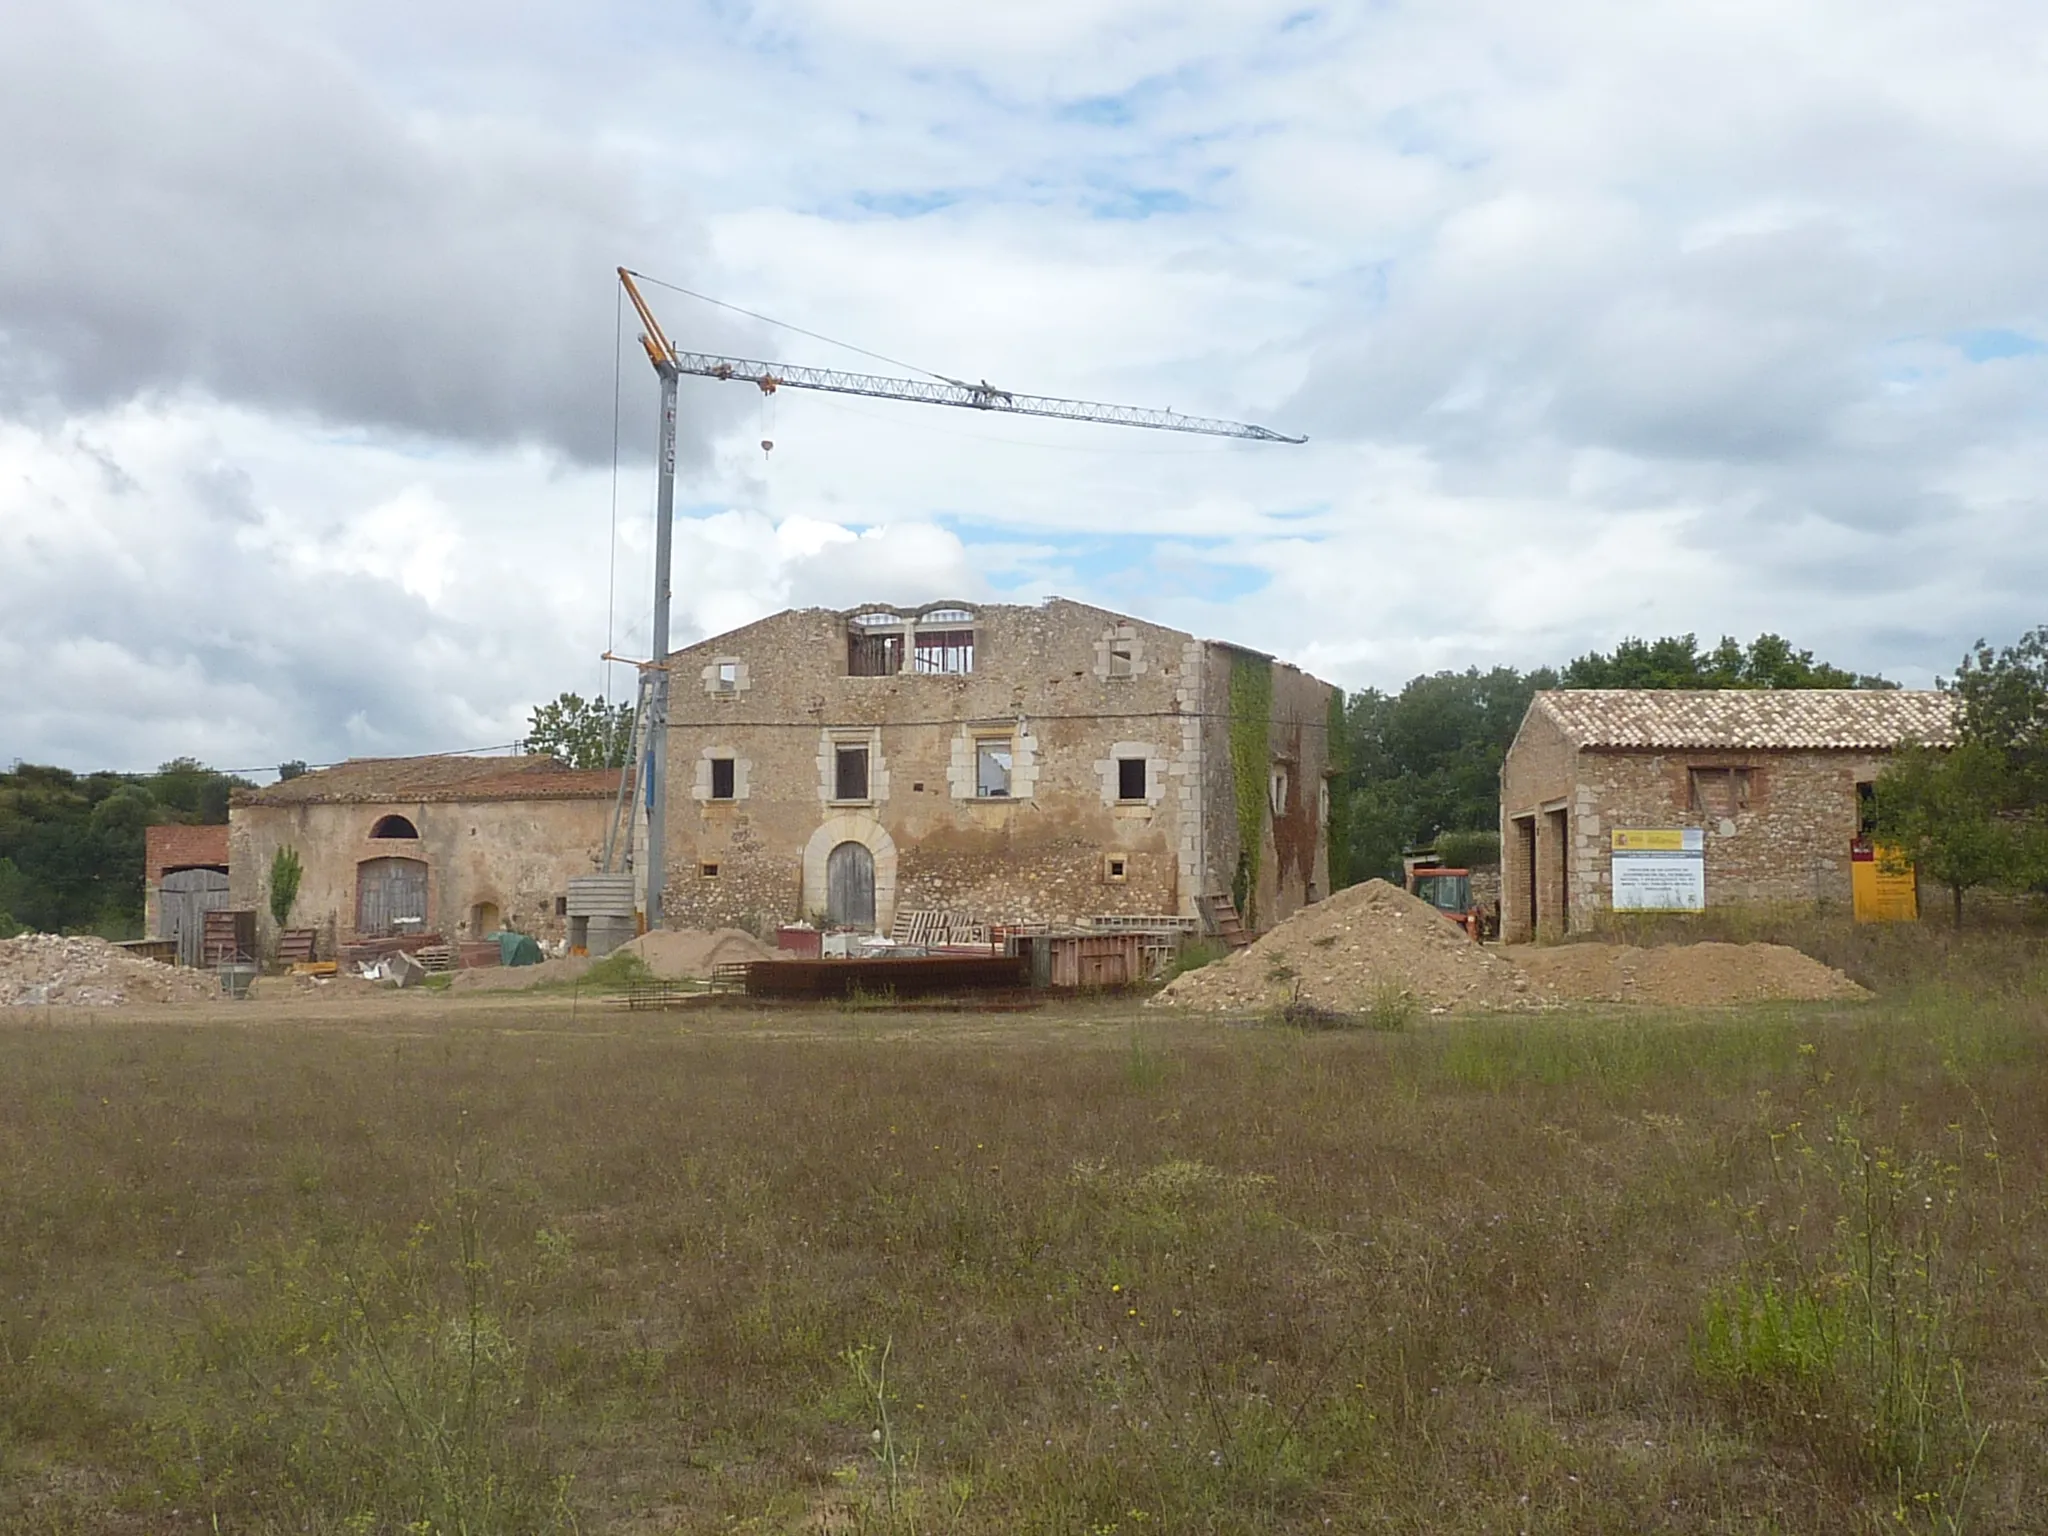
1227, 652, 1273, 927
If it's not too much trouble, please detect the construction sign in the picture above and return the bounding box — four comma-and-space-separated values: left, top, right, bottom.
1611, 827, 1705, 911
1851, 838, 1919, 923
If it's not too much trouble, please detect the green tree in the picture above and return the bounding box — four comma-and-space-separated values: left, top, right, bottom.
1950, 626, 2048, 806
1561, 633, 1893, 690
268, 846, 304, 931
1872, 741, 2020, 928
277, 760, 309, 781
524, 693, 635, 771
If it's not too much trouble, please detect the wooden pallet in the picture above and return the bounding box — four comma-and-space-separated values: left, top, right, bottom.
278, 928, 319, 965
414, 944, 456, 974
890, 910, 991, 947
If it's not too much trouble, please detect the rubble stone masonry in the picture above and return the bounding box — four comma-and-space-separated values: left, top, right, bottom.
661, 599, 1332, 934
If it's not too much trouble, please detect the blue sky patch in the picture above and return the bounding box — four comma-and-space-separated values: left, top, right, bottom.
1953, 328, 2046, 362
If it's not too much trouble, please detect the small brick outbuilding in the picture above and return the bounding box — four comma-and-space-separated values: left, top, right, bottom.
1500, 689, 1957, 940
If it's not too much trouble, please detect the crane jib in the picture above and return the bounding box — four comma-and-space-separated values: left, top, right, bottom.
664, 348, 1305, 444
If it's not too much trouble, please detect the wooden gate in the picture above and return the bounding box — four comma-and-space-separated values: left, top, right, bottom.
159, 867, 229, 967
355, 857, 428, 937
826, 841, 875, 930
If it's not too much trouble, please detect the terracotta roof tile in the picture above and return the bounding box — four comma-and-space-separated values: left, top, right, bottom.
234, 755, 629, 807
1534, 689, 1958, 751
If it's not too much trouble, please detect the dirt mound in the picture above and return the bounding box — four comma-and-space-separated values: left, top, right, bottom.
620, 927, 779, 979
448, 954, 592, 991
1510, 942, 1869, 1006
1150, 879, 1533, 1014
0, 934, 221, 1007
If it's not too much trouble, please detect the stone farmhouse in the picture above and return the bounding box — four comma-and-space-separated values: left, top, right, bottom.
228, 756, 630, 957
1500, 688, 1957, 939
658, 598, 1334, 937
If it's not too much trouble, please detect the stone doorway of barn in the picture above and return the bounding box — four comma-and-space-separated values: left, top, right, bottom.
826, 841, 876, 929
470, 900, 502, 935
356, 856, 428, 937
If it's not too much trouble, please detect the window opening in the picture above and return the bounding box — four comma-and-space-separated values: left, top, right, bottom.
1857, 781, 1878, 837
835, 745, 871, 801
1117, 757, 1147, 801
976, 738, 1013, 798
710, 757, 736, 800
1107, 642, 1134, 678
1270, 766, 1290, 816
369, 814, 419, 840
847, 630, 903, 676
914, 629, 975, 674
700, 862, 720, 879
555, 895, 568, 917
1689, 767, 1752, 818
1104, 855, 1128, 882
715, 660, 738, 692
922, 607, 975, 624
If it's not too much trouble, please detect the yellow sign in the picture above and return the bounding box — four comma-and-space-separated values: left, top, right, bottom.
1612, 828, 1701, 852
1851, 841, 1919, 923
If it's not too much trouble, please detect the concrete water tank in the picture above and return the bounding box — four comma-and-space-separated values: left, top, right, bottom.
566, 875, 638, 957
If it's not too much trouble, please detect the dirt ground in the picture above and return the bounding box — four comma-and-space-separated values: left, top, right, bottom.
1511, 940, 1870, 1006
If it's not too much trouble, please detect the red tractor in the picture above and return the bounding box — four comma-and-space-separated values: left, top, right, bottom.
1404, 865, 1483, 941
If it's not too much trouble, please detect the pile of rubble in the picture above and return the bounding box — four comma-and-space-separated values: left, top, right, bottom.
0, 934, 221, 1007
1150, 879, 1535, 1014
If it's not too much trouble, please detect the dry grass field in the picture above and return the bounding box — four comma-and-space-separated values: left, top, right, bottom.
3, 936, 2046, 1533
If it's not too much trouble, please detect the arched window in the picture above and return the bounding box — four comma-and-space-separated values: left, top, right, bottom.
369, 814, 420, 840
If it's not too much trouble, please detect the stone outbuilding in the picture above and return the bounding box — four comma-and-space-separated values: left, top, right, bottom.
1500, 689, 1957, 939
229, 756, 631, 957
656, 598, 1334, 936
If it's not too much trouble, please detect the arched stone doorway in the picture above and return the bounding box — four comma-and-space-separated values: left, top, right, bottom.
801, 813, 897, 932
356, 856, 428, 936
825, 842, 875, 928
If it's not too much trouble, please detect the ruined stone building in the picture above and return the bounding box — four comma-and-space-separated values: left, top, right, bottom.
228, 756, 629, 955
1500, 689, 1956, 939
658, 598, 1334, 936
143, 823, 231, 965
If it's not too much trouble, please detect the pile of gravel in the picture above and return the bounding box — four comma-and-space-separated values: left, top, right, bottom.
0, 934, 222, 1007
1150, 879, 1535, 1015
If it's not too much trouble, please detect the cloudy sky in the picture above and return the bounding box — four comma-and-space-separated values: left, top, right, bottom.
4, 0, 2044, 775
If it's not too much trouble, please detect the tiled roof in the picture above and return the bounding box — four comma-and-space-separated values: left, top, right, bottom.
235, 755, 629, 807
1533, 689, 1958, 751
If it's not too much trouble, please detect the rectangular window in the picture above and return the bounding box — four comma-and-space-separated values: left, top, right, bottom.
1107, 642, 1134, 678
1857, 780, 1877, 836
847, 631, 903, 676
555, 895, 568, 917
699, 862, 719, 879
1270, 766, 1290, 815
975, 738, 1013, 798
835, 745, 870, 802
710, 757, 736, 800
1117, 757, 1147, 801
1688, 766, 1753, 817
715, 660, 738, 692
1103, 854, 1128, 883
914, 628, 975, 674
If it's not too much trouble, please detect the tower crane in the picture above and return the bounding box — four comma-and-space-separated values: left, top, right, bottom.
614, 265, 1306, 928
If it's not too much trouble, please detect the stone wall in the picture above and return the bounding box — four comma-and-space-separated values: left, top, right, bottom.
661, 600, 1333, 935
1500, 710, 1895, 934
229, 796, 614, 955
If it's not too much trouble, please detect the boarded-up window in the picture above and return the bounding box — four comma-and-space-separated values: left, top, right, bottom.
1118, 757, 1147, 801
835, 745, 870, 802
1689, 767, 1753, 817
710, 757, 736, 800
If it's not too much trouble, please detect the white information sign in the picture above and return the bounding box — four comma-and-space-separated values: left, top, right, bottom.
1610, 827, 1705, 912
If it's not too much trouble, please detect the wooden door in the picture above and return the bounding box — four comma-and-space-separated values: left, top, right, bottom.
159, 867, 229, 967
825, 842, 875, 930
356, 857, 428, 936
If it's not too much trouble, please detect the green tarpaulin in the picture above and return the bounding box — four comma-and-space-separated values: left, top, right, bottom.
484, 930, 545, 967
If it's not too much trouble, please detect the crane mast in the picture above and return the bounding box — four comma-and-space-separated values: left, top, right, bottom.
613, 265, 1305, 928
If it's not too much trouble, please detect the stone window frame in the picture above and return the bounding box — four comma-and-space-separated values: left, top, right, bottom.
692, 746, 751, 803
1687, 764, 1756, 818
1094, 621, 1147, 680
1097, 742, 1167, 809
948, 720, 1040, 801
702, 657, 750, 697
1102, 853, 1130, 883
820, 727, 888, 807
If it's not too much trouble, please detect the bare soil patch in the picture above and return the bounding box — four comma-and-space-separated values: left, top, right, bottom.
1512, 940, 1869, 1005
617, 926, 778, 978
